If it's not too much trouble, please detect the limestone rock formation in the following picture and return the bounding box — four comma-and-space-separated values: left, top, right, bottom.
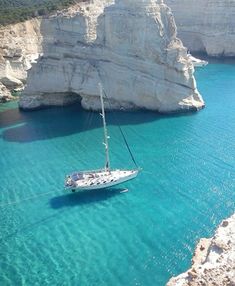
166, 0, 235, 57
19, 0, 204, 113
0, 82, 15, 102
0, 18, 42, 100
167, 213, 235, 286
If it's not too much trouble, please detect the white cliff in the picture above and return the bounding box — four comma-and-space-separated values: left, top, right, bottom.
0, 82, 14, 102
166, 0, 235, 57
0, 18, 42, 101
167, 214, 235, 286
19, 0, 204, 113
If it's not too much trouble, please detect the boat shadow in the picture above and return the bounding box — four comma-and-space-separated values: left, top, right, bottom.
50, 188, 124, 209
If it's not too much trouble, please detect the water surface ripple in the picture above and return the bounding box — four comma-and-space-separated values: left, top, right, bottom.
0, 60, 235, 285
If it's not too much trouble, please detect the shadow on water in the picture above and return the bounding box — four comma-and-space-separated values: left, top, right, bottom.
0, 107, 27, 128
1, 188, 123, 241
50, 188, 123, 209
0, 103, 198, 143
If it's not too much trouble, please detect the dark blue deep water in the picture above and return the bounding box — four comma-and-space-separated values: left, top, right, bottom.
0, 60, 235, 285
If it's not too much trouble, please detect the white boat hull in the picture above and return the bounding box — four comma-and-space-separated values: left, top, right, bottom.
65, 169, 139, 192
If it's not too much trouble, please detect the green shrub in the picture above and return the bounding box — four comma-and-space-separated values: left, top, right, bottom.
0, 0, 79, 26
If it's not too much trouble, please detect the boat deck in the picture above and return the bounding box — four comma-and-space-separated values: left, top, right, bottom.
65, 169, 138, 191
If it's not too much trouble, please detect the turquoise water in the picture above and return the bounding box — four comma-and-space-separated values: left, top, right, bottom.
0, 61, 235, 285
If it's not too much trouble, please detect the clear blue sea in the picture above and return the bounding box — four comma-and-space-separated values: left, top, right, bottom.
0, 60, 235, 286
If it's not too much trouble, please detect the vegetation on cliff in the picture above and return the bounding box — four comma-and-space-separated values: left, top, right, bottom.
0, 0, 82, 25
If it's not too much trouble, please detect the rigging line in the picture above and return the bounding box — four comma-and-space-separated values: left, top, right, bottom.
102, 89, 139, 169
0, 190, 62, 208
82, 110, 95, 148
117, 124, 139, 169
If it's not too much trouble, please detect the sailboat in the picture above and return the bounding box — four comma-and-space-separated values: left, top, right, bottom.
65, 83, 139, 192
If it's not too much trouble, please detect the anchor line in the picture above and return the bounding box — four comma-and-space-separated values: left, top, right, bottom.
0, 190, 62, 208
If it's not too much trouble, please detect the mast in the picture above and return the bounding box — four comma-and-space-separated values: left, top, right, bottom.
99, 83, 110, 171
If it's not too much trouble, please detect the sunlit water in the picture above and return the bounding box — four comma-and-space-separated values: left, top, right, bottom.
0, 60, 235, 285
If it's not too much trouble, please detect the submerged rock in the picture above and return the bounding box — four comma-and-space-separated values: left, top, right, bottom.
19, 0, 204, 113
167, 213, 235, 286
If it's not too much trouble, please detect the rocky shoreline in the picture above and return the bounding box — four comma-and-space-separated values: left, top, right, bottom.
0, 82, 15, 102
0, 18, 42, 102
167, 213, 235, 286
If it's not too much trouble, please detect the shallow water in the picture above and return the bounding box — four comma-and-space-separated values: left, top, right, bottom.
0, 61, 235, 285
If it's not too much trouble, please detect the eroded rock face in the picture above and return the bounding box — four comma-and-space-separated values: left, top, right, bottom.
0, 18, 42, 99
166, 0, 235, 57
19, 0, 204, 113
167, 213, 235, 286
0, 82, 16, 102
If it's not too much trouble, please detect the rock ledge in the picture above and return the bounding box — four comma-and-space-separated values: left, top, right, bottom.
167, 213, 235, 286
